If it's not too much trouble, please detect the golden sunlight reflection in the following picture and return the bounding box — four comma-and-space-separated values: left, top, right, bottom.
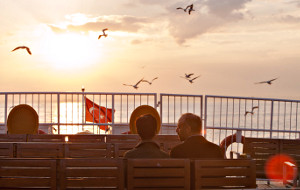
42, 32, 101, 69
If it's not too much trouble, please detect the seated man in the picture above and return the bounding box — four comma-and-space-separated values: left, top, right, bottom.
124, 114, 169, 158
170, 113, 223, 159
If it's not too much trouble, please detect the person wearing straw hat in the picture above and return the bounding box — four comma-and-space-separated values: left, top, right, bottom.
124, 114, 169, 158
170, 113, 223, 159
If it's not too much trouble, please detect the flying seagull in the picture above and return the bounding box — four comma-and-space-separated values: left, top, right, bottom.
245, 106, 259, 116
181, 75, 201, 83
142, 77, 158, 85
184, 73, 194, 79
177, 4, 195, 15
98, 28, 108, 39
123, 78, 144, 89
255, 78, 278, 85
176, 7, 187, 12
186, 4, 195, 14
11, 46, 32, 55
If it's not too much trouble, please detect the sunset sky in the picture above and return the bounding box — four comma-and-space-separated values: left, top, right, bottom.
0, 0, 300, 99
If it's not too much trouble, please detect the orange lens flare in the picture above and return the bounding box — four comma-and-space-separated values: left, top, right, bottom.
265, 154, 297, 181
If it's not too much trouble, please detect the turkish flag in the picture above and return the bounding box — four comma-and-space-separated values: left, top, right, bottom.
85, 97, 114, 130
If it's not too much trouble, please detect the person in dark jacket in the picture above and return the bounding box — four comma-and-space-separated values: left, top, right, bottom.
170, 113, 223, 159
124, 114, 169, 158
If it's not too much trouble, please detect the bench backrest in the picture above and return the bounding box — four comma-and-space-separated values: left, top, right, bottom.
65, 143, 112, 158
106, 134, 140, 143
0, 158, 56, 189
194, 159, 256, 189
127, 159, 190, 190
67, 134, 105, 142
60, 158, 124, 190
113, 143, 137, 158
0, 143, 14, 158
280, 139, 300, 166
27, 134, 66, 142
0, 134, 27, 142
243, 137, 280, 178
16, 143, 64, 158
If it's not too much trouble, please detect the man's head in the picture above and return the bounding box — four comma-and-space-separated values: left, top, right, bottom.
176, 113, 202, 141
136, 114, 157, 140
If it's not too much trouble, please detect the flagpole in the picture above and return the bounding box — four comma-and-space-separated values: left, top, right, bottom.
81, 86, 85, 132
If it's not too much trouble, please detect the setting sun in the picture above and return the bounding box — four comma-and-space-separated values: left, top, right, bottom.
41, 32, 101, 69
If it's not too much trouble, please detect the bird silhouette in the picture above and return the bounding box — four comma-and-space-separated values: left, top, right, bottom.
245, 106, 259, 116
142, 77, 158, 85
184, 73, 194, 79
176, 7, 187, 12
11, 46, 32, 55
255, 78, 278, 85
177, 4, 195, 15
98, 28, 108, 39
186, 4, 195, 14
123, 78, 144, 89
181, 75, 201, 83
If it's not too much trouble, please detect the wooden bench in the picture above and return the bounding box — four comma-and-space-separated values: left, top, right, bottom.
193, 159, 256, 189
0, 158, 56, 190
241, 137, 300, 187
0, 142, 14, 158
27, 134, 66, 142
127, 159, 190, 190
64, 143, 112, 158
243, 137, 280, 178
67, 134, 105, 142
0, 134, 27, 142
60, 158, 124, 190
16, 142, 64, 158
113, 143, 137, 158
106, 134, 139, 143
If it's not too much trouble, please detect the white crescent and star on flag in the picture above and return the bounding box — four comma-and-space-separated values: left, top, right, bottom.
89, 107, 105, 119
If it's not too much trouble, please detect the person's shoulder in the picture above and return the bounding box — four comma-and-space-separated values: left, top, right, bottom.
123, 148, 137, 159
170, 142, 184, 158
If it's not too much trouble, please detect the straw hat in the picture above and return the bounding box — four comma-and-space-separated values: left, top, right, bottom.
129, 105, 161, 134
7, 104, 39, 134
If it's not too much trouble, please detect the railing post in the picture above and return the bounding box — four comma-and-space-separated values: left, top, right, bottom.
111, 94, 115, 134
57, 94, 60, 134
4, 94, 8, 133
81, 86, 85, 132
270, 101, 274, 138
159, 94, 163, 134
204, 96, 207, 138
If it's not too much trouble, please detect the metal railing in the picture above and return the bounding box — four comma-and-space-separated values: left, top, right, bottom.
204, 95, 300, 157
159, 93, 203, 134
0, 92, 157, 134
1, 92, 300, 143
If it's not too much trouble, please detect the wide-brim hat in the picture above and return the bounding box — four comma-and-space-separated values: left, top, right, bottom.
129, 105, 161, 134
7, 104, 39, 134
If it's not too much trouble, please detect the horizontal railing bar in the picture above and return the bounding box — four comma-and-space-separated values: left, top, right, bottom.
161, 93, 202, 97
206, 126, 300, 133
0, 92, 156, 96
206, 95, 300, 103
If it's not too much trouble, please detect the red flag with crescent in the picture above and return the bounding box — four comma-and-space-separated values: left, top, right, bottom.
85, 97, 114, 130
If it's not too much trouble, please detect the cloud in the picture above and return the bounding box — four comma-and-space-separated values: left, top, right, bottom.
280, 15, 300, 23
205, 0, 251, 19
165, 0, 252, 44
287, 0, 300, 8
48, 0, 252, 45
50, 15, 151, 33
